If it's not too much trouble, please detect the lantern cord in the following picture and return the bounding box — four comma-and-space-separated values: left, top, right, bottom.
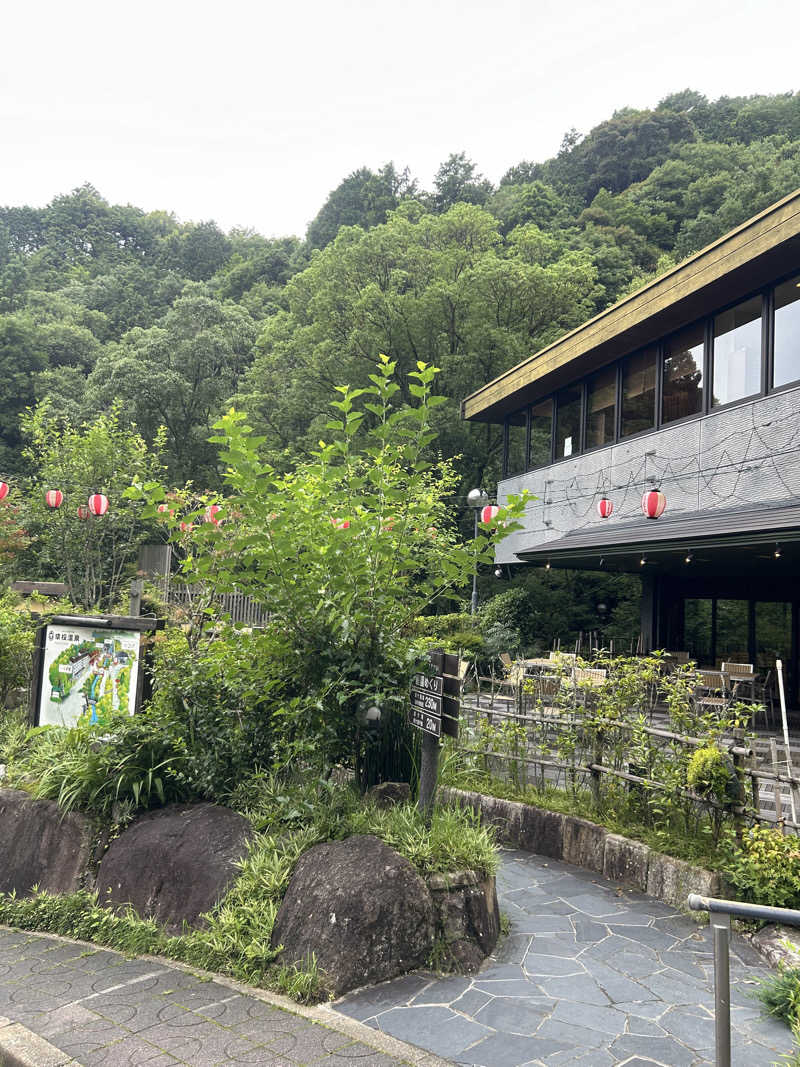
510, 405, 800, 535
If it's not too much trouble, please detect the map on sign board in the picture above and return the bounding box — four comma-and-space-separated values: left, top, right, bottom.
38, 623, 141, 728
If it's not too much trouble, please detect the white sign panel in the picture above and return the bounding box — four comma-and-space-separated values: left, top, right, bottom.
39, 623, 141, 728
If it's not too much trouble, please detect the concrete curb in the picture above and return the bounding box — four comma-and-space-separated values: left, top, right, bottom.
0, 929, 452, 1067
440, 786, 721, 913
0, 1016, 76, 1067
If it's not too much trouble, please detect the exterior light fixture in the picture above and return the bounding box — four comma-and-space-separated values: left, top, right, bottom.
467, 488, 489, 508
597, 497, 613, 519
641, 488, 666, 519
685, 549, 693, 564
467, 488, 490, 615
599, 557, 605, 567
774, 543, 782, 559
494, 566, 504, 579
545, 559, 551, 570
640, 554, 647, 566
88, 493, 109, 517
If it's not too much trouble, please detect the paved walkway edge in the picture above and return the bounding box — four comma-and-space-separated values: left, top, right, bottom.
0, 1015, 76, 1067
0, 926, 453, 1067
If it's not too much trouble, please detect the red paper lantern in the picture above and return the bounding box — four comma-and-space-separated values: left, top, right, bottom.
0, 481, 8, 502
88, 493, 109, 517
641, 488, 666, 519
180, 521, 194, 533
204, 504, 221, 525
597, 497, 614, 519
76, 505, 89, 520
157, 503, 174, 517
480, 505, 500, 524
45, 490, 63, 509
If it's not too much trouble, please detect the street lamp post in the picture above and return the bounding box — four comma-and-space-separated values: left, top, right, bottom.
467, 488, 489, 615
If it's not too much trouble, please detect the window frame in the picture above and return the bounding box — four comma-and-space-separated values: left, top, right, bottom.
501, 270, 800, 475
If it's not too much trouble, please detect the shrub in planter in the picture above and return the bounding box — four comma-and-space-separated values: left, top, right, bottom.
725, 826, 800, 909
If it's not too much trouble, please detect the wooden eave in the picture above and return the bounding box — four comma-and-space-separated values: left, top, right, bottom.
462, 188, 800, 424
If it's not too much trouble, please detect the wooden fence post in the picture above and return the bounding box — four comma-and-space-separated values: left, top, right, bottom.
770, 738, 784, 831
731, 729, 746, 842
590, 728, 604, 807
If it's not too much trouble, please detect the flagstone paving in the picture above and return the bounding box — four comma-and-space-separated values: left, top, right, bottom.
334, 849, 794, 1066
0, 928, 444, 1066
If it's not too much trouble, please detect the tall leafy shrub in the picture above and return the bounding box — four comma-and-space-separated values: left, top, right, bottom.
130, 356, 525, 786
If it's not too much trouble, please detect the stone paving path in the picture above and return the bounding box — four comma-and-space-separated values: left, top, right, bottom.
0, 927, 445, 1066
334, 849, 795, 1066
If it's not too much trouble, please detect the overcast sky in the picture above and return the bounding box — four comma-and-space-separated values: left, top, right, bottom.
3, 0, 798, 239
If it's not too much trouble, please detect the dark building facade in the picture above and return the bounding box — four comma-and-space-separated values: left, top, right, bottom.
463, 190, 800, 702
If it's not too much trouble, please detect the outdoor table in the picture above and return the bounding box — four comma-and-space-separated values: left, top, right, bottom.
521, 657, 555, 672
728, 673, 759, 701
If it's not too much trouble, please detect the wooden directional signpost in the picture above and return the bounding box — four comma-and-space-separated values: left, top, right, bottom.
411, 649, 462, 820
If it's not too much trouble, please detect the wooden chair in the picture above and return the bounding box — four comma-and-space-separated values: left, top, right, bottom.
721, 661, 756, 702
694, 670, 731, 716
530, 671, 562, 714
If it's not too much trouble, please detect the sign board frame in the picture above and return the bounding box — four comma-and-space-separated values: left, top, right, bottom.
408, 648, 462, 739
30, 614, 163, 729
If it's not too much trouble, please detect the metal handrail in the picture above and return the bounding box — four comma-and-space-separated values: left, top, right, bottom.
687, 893, 800, 1067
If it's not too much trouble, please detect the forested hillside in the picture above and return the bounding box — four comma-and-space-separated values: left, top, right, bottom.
2, 88, 800, 495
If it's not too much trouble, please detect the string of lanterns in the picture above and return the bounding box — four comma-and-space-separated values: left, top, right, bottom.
596, 488, 667, 520
0, 481, 112, 519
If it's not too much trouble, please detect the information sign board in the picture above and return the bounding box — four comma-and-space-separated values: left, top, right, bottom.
30, 613, 162, 729
408, 705, 442, 737
408, 649, 462, 739
410, 687, 442, 716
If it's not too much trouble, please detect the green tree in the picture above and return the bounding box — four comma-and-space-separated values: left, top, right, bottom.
430, 152, 494, 212
86, 285, 258, 484
306, 163, 418, 250
237, 203, 597, 493
131, 357, 526, 785
19, 402, 164, 609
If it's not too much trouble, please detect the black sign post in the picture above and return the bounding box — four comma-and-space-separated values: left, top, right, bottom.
411, 649, 462, 822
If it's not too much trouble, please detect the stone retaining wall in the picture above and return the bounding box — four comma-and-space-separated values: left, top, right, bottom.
426, 869, 499, 972
440, 787, 720, 913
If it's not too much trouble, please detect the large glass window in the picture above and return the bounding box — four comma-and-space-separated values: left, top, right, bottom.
621, 347, 656, 437
555, 386, 581, 460
712, 296, 762, 407
528, 398, 553, 468
773, 275, 800, 389
505, 410, 527, 476
716, 599, 749, 666
684, 599, 712, 666
585, 366, 616, 449
662, 322, 703, 423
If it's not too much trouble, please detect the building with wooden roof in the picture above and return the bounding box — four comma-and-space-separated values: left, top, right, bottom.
463, 189, 800, 701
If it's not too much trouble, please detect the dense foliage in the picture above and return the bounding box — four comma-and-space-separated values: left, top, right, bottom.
1, 90, 798, 491
2, 89, 797, 634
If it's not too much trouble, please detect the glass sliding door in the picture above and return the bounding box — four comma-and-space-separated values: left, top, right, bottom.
755, 601, 793, 697
715, 600, 750, 665
684, 599, 713, 666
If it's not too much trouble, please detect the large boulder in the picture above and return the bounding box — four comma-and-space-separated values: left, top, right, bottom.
97, 803, 251, 932
0, 788, 92, 895
271, 834, 435, 996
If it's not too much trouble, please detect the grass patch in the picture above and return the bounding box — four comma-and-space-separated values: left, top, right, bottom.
440, 765, 732, 871
0, 785, 498, 1002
